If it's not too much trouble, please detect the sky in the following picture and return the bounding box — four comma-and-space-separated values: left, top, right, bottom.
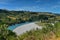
0, 0, 60, 13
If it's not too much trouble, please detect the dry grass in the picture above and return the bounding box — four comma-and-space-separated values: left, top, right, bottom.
7, 16, 16, 20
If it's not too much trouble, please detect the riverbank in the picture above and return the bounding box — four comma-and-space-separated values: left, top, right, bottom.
13, 22, 42, 35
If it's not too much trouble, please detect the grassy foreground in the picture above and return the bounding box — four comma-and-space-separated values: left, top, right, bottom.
18, 22, 60, 40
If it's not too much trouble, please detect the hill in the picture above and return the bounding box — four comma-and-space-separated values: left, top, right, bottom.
0, 9, 60, 25
0, 9, 60, 40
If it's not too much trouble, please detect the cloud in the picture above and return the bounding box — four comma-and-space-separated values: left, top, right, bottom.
0, 0, 13, 4
50, 1, 60, 9
0, 2, 7, 4
52, 5, 60, 8
51, 3, 60, 9
35, 0, 41, 2
14, 5, 46, 12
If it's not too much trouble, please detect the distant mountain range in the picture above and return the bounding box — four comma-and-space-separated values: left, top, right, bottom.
0, 9, 60, 25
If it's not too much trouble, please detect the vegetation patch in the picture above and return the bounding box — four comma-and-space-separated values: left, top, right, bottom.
0, 9, 60, 40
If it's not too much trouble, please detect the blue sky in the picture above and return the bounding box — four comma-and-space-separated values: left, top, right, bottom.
0, 0, 60, 13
